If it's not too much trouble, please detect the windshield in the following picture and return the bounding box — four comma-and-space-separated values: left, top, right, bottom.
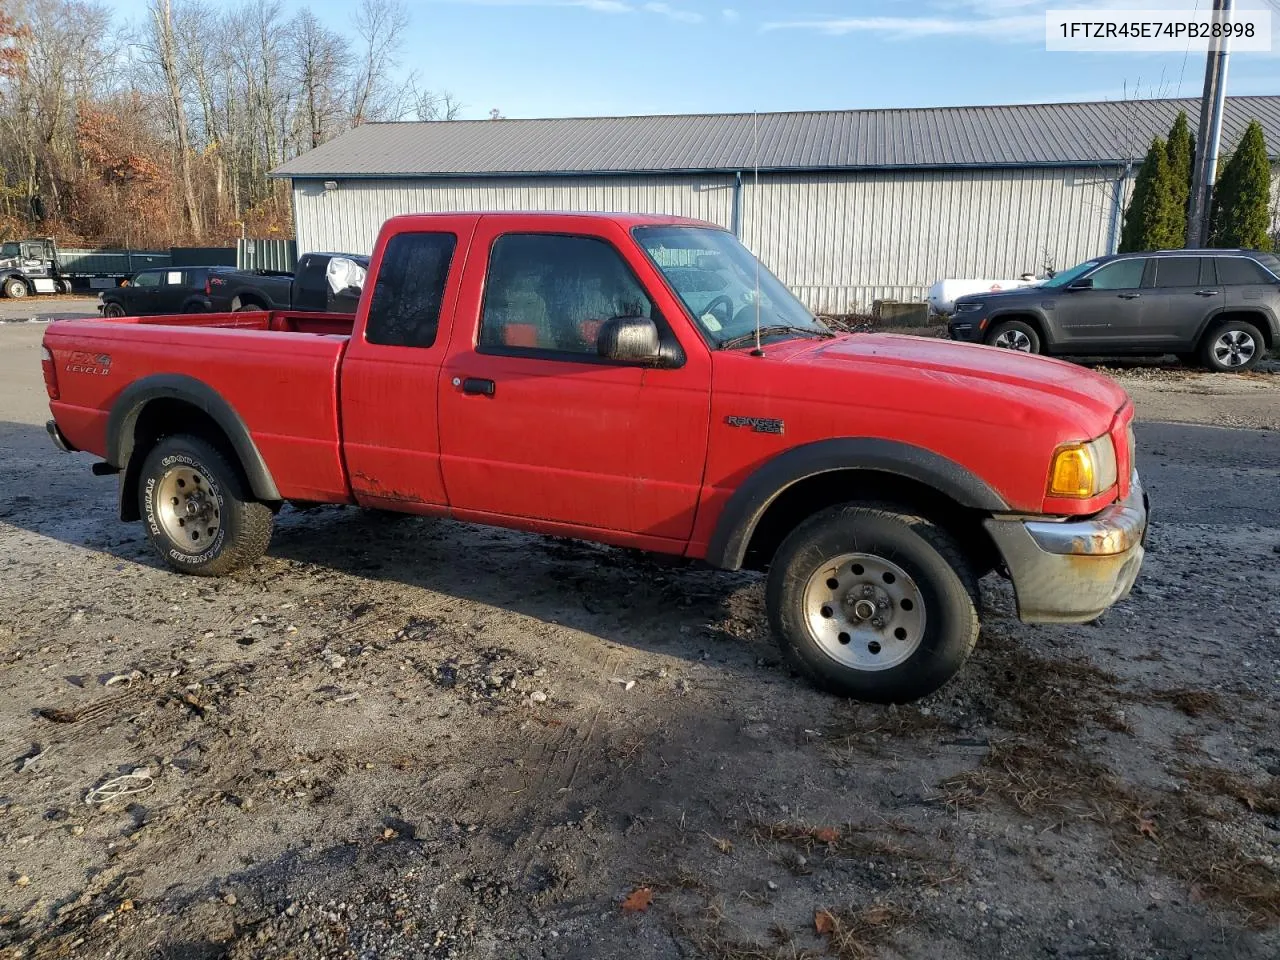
633, 226, 828, 347
1039, 259, 1102, 288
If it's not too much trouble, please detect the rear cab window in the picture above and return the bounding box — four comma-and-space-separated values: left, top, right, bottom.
365, 233, 457, 348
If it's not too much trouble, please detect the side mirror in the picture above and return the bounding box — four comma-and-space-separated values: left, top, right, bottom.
1067, 278, 1094, 290
598, 316, 664, 364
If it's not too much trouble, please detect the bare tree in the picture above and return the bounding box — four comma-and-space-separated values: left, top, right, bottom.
349, 0, 408, 125
288, 8, 351, 148
145, 0, 201, 236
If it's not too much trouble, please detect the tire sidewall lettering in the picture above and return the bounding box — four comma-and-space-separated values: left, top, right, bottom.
145, 452, 228, 565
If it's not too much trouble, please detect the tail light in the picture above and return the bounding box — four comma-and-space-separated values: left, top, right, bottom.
41, 345, 59, 400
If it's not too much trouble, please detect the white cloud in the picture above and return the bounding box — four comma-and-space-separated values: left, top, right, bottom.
722, 8, 740, 22
760, 0, 1229, 43
763, 14, 1042, 41
644, 2, 704, 23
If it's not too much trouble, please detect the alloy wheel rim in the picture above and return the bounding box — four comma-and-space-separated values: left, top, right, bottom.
1212, 330, 1256, 367
801, 552, 927, 671
156, 466, 220, 553
994, 329, 1032, 352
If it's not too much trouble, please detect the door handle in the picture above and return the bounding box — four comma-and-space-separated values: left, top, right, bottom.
1194, 289, 1219, 296
461, 377, 496, 397
1118, 293, 1141, 299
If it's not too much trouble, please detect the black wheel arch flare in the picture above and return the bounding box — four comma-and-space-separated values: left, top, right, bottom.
106, 374, 280, 521
704, 438, 1010, 571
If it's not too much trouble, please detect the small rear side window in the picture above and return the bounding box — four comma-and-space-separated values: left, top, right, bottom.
365, 233, 457, 348
1216, 257, 1274, 284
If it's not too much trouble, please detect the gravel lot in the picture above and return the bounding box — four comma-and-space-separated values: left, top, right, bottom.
1, 321, 1279, 960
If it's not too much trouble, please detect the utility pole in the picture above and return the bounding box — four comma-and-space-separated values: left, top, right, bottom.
1187, 0, 1233, 248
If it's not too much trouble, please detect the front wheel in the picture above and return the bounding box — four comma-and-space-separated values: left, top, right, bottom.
986, 319, 1041, 354
139, 434, 274, 576
1201, 320, 1264, 372
4, 277, 28, 299
103, 301, 126, 318
766, 503, 979, 703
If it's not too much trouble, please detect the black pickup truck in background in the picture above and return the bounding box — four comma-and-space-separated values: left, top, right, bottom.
99, 252, 368, 317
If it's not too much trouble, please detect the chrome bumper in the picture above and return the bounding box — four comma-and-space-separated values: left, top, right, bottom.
983, 473, 1148, 623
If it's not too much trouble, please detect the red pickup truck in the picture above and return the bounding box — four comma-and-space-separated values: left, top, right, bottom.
42, 212, 1148, 703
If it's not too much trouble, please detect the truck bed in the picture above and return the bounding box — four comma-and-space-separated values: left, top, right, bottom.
44, 310, 357, 503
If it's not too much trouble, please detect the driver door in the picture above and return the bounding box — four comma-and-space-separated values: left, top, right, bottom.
124, 270, 163, 314
1052, 257, 1149, 349
437, 216, 712, 544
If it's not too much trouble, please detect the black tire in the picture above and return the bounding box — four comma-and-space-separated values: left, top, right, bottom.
1175, 352, 1199, 368
4, 277, 28, 299
103, 301, 126, 318
1200, 319, 1264, 373
985, 319, 1041, 354
55, 280, 71, 294
233, 300, 265, 313
766, 503, 979, 703
138, 434, 273, 576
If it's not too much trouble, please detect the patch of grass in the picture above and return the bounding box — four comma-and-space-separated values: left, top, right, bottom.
1176, 766, 1280, 817
1147, 688, 1225, 718
938, 740, 1138, 823
814, 903, 910, 960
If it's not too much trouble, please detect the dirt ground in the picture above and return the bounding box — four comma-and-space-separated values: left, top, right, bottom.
2, 320, 1279, 960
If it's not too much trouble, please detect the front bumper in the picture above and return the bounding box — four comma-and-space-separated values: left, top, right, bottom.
946, 318, 985, 342
983, 473, 1148, 623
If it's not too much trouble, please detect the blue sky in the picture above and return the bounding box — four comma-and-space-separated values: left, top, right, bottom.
114, 0, 1280, 119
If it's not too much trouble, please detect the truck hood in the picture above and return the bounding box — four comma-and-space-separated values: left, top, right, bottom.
0, 256, 20, 270
783, 334, 1128, 425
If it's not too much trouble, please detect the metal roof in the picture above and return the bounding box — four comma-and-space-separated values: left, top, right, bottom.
271, 96, 1280, 179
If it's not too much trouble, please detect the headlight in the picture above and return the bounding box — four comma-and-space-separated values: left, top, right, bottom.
954, 302, 984, 313
1047, 435, 1118, 498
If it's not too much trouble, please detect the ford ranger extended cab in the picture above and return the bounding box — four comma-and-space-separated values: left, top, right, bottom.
41, 212, 1148, 703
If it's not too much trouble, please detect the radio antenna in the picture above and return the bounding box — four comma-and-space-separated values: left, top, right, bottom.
752, 110, 763, 356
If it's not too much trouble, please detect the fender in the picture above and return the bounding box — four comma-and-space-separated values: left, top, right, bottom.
986, 309, 1056, 349
704, 438, 1009, 571
107, 374, 280, 519
1192, 306, 1279, 345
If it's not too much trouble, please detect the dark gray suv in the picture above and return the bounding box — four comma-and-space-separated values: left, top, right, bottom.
948, 249, 1280, 372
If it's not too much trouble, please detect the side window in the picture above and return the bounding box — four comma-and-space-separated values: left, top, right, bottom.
479, 234, 652, 356
1216, 257, 1274, 284
1151, 257, 1202, 287
365, 233, 457, 348
1089, 259, 1145, 290
132, 272, 161, 288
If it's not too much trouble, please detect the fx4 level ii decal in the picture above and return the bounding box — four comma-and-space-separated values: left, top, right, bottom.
65, 351, 111, 376
725, 415, 784, 435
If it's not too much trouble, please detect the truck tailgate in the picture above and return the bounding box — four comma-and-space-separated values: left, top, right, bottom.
45, 315, 352, 503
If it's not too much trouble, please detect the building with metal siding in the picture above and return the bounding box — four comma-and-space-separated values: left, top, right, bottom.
273, 97, 1280, 313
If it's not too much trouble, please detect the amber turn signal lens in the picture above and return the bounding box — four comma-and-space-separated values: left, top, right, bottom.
1048, 444, 1095, 498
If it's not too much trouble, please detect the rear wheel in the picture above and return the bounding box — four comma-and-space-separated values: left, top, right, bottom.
986, 319, 1041, 354
139, 434, 273, 576
4, 277, 28, 299
1201, 320, 1264, 372
766, 503, 979, 703
55, 279, 71, 294
233, 300, 266, 313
